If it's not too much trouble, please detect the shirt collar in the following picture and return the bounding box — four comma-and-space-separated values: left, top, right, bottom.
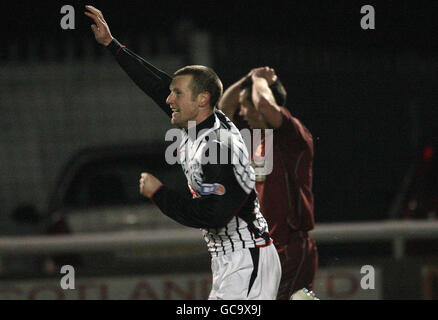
183, 111, 220, 142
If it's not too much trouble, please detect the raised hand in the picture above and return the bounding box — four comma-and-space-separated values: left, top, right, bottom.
84, 5, 113, 46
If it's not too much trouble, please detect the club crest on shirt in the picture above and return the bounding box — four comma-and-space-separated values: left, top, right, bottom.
200, 183, 226, 196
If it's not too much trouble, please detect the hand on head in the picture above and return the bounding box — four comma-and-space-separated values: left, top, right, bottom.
251, 66, 277, 86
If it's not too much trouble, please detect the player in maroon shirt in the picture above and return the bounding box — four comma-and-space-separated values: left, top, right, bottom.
219, 67, 318, 300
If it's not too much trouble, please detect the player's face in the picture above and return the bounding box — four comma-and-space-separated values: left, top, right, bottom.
238, 89, 268, 129
166, 75, 200, 128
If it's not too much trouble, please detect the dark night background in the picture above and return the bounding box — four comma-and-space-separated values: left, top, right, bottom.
1, 0, 437, 224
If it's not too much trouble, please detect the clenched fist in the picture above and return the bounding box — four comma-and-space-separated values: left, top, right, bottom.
85, 5, 113, 46
139, 173, 163, 199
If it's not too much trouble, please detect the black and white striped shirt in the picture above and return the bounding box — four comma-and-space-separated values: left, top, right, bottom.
179, 110, 271, 255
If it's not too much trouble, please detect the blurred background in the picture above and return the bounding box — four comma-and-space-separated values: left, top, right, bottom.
0, 0, 437, 299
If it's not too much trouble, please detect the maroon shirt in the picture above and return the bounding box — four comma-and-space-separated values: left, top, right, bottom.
233, 107, 315, 247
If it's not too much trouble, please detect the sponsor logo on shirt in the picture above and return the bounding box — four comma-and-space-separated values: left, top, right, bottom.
200, 183, 226, 196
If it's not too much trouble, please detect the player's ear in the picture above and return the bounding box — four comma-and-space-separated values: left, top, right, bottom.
198, 92, 210, 108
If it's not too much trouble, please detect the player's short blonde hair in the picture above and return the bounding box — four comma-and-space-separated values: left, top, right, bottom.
174, 65, 223, 108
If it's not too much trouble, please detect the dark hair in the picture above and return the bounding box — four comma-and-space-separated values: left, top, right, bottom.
240, 76, 287, 108
174, 65, 223, 108
269, 79, 287, 107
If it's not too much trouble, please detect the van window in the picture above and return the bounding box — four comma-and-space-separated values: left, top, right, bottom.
63, 155, 187, 208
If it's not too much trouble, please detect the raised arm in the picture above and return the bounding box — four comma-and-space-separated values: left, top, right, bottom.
250, 67, 283, 128
218, 66, 267, 120
85, 5, 172, 117
218, 74, 249, 120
